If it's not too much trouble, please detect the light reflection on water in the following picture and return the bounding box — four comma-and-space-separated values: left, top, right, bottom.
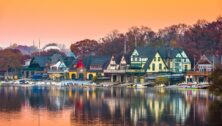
0, 86, 221, 126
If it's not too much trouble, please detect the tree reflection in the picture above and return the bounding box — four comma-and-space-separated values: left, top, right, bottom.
0, 87, 25, 112
207, 100, 222, 125
0, 86, 221, 126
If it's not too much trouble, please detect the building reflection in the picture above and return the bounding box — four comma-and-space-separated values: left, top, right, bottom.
0, 86, 220, 126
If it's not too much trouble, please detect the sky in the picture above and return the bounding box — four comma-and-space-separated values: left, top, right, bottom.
0, 0, 221, 48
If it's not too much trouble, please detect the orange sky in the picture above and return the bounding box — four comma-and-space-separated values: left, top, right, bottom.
0, 0, 221, 47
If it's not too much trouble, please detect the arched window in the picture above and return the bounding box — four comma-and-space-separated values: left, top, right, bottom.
88, 74, 93, 80
71, 74, 76, 80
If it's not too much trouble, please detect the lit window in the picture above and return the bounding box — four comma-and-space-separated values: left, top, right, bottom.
152, 64, 155, 71
159, 64, 162, 70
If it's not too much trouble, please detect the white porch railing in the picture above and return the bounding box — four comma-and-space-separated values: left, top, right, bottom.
104, 69, 126, 73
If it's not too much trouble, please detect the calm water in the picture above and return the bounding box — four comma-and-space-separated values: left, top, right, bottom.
0, 86, 221, 126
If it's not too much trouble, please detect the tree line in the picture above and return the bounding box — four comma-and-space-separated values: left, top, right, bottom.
70, 16, 222, 59
0, 16, 221, 73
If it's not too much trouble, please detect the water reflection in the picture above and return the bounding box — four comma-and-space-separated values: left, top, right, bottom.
0, 86, 221, 126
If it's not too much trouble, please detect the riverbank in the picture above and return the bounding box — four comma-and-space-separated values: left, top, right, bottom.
0, 80, 212, 90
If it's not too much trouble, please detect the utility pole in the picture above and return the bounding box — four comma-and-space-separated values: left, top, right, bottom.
144, 34, 148, 45
221, 55, 222, 65
124, 38, 127, 54
213, 55, 215, 71
134, 35, 137, 48
193, 56, 196, 71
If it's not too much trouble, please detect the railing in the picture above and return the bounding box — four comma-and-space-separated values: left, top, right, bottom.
126, 69, 145, 73
103, 69, 126, 73
47, 69, 68, 73
186, 71, 211, 76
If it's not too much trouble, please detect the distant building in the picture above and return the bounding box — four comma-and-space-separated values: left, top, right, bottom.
195, 54, 213, 72
23, 55, 51, 79
43, 43, 61, 51
184, 54, 222, 85
47, 57, 74, 80
68, 56, 110, 80
21, 45, 192, 84
104, 54, 130, 83
23, 53, 76, 80
130, 46, 191, 83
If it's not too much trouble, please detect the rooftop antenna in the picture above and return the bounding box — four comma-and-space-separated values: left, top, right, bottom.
38, 39, 41, 56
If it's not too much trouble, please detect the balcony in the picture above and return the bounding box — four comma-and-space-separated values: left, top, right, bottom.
104, 69, 126, 73
186, 71, 211, 76
126, 69, 145, 73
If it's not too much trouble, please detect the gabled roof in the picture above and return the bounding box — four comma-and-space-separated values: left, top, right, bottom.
51, 60, 67, 68
197, 55, 212, 65
63, 57, 76, 68
135, 46, 186, 60
157, 47, 183, 59
142, 52, 157, 70
49, 54, 63, 65
30, 56, 50, 68
90, 56, 111, 69
123, 54, 131, 64
114, 53, 131, 64
135, 46, 157, 59
142, 51, 170, 70
134, 46, 186, 70
69, 55, 111, 70
76, 59, 85, 68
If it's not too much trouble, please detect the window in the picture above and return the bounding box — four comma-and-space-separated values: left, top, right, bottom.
159, 63, 162, 70
175, 63, 179, 67
152, 63, 155, 71
185, 65, 188, 72
154, 57, 156, 62
110, 64, 116, 67
176, 58, 181, 62
158, 57, 160, 61
134, 57, 139, 61
142, 58, 147, 62
184, 59, 186, 62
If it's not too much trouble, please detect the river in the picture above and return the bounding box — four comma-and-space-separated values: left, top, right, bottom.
0, 86, 221, 126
